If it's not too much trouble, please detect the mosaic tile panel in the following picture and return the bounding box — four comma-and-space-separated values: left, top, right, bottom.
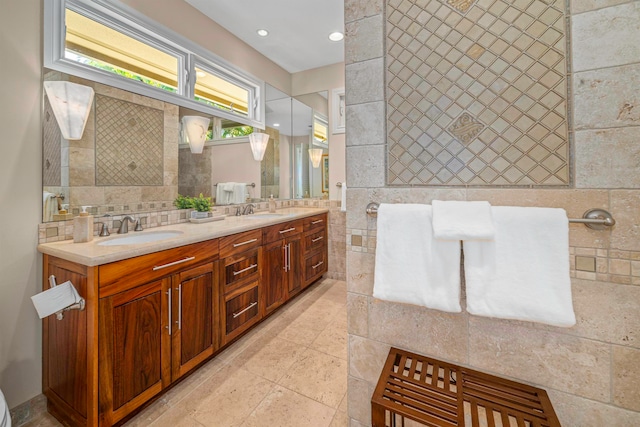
43, 96, 62, 186
95, 95, 164, 186
386, 0, 570, 186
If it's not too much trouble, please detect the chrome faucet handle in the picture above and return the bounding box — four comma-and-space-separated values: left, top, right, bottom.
99, 222, 110, 237
134, 219, 144, 232
235, 206, 242, 216
242, 203, 255, 215
118, 215, 136, 234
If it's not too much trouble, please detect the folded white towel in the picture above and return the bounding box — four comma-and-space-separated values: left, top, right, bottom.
215, 185, 231, 205
464, 206, 575, 327
232, 183, 247, 204
43, 191, 58, 222
221, 182, 235, 192
340, 182, 347, 212
373, 204, 462, 313
432, 200, 495, 240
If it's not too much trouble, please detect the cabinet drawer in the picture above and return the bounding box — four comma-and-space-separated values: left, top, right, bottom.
303, 213, 327, 232
219, 229, 262, 259
222, 249, 260, 293
99, 240, 218, 297
263, 220, 302, 244
224, 283, 260, 339
304, 251, 327, 284
304, 229, 326, 255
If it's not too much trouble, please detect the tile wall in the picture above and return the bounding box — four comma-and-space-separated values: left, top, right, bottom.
345, 0, 640, 425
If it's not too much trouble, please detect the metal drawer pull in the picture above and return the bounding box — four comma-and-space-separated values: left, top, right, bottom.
166, 290, 172, 336
233, 264, 258, 276
311, 219, 323, 224
311, 236, 324, 243
232, 301, 258, 318
153, 256, 195, 271
279, 227, 296, 234
312, 261, 324, 269
233, 238, 258, 248
177, 285, 182, 330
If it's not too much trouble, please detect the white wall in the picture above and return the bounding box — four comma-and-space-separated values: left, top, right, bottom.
0, 0, 43, 409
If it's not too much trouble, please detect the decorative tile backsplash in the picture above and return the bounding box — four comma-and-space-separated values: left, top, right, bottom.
95, 95, 164, 186
386, 0, 570, 186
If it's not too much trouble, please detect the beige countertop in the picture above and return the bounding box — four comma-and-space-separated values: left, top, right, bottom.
37, 207, 328, 267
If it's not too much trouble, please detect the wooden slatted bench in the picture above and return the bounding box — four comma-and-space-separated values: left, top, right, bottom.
372, 348, 561, 427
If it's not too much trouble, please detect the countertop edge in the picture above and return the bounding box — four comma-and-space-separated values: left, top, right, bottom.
38, 208, 329, 267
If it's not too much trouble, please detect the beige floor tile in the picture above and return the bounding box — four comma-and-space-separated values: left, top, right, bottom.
311, 317, 348, 360
179, 366, 276, 427
338, 392, 348, 413
329, 410, 349, 427
19, 413, 62, 427
149, 407, 205, 427
233, 335, 307, 382
279, 348, 348, 409
241, 385, 335, 427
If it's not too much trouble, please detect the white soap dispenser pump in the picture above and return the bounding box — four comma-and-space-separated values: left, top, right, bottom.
73, 206, 94, 243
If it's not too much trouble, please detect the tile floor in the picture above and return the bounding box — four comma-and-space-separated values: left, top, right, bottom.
24, 278, 349, 427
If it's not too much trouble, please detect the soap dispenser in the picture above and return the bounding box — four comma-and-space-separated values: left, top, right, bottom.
269, 195, 276, 213
73, 206, 94, 243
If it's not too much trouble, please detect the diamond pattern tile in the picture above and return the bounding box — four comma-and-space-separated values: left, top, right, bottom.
43, 96, 62, 186
95, 95, 164, 186
386, 0, 569, 186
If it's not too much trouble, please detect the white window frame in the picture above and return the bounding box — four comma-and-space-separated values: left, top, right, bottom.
44, 0, 265, 129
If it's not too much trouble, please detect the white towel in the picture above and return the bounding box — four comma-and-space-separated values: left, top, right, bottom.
215, 184, 231, 205
43, 191, 58, 222
232, 183, 247, 204
373, 204, 462, 313
220, 182, 235, 192
464, 206, 575, 327
340, 182, 347, 212
432, 200, 495, 240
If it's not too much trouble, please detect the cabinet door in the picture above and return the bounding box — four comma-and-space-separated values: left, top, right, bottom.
286, 234, 304, 297
262, 240, 287, 314
171, 263, 218, 380
99, 279, 171, 426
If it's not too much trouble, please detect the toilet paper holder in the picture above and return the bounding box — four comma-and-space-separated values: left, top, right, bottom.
49, 275, 85, 320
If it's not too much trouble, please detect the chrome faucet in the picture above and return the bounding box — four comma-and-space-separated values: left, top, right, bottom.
118, 216, 137, 234
242, 203, 255, 215
99, 214, 111, 237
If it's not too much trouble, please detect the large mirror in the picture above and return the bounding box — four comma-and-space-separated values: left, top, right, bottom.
42, 71, 329, 221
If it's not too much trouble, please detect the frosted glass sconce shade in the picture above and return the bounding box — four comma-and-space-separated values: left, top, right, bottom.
249, 132, 270, 161
309, 148, 323, 168
182, 115, 210, 154
43, 81, 94, 140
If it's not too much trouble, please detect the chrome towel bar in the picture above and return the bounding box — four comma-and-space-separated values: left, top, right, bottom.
365, 202, 616, 230
214, 182, 256, 188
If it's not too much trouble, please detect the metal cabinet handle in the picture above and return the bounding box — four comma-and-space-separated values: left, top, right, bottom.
232, 301, 258, 318
279, 227, 296, 234
166, 290, 172, 336
176, 285, 182, 330
312, 261, 324, 269
311, 219, 323, 224
233, 238, 258, 248
153, 256, 195, 271
311, 236, 324, 243
286, 243, 291, 272
233, 264, 258, 276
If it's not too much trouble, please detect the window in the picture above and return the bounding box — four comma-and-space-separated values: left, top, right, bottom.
45, 0, 264, 129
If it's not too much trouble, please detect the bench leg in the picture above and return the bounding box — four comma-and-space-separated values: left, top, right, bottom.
372, 403, 386, 427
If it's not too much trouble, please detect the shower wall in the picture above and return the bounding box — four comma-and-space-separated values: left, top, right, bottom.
345, 0, 640, 425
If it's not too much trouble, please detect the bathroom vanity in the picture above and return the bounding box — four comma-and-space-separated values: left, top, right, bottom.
37, 208, 328, 427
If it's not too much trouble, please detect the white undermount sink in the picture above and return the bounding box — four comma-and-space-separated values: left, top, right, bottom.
97, 230, 183, 246
244, 214, 284, 219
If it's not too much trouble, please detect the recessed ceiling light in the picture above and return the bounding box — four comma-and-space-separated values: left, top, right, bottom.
273, 123, 280, 127
257, 29, 269, 37
328, 32, 343, 42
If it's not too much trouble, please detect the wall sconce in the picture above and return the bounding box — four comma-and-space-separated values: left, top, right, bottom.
309, 148, 323, 168
182, 116, 210, 154
43, 81, 94, 140
249, 132, 270, 161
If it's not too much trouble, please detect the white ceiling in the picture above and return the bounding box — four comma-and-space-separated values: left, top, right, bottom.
185, 0, 345, 73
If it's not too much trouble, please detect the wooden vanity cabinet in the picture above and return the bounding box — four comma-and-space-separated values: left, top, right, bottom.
302, 213, 328, 287
262, 220, 304, 314
219, 229, 263, 345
